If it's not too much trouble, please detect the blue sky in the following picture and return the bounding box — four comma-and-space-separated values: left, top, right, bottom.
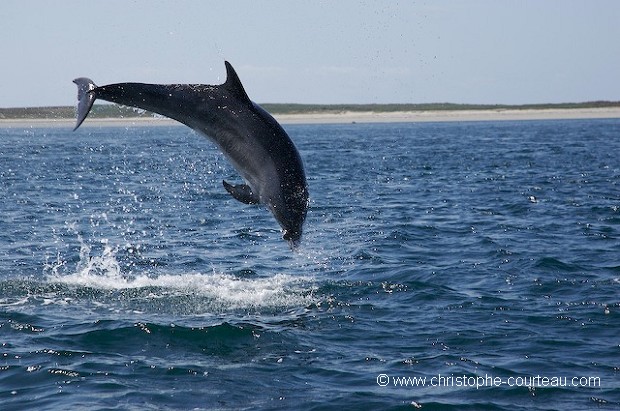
1, 1, 619, 107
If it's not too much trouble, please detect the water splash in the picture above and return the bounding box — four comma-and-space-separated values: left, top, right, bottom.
42, 232, 317, 312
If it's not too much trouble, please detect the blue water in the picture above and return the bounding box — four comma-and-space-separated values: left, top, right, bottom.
1, 119, 619, 410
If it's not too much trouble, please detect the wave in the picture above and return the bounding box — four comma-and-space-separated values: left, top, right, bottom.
2, 237, 318, 316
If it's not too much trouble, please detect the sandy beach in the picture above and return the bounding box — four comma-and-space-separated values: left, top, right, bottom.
276, 107, 620, 124
2, 107, 620, 128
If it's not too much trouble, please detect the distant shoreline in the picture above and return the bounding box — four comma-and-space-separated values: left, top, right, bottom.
276, 107, 620, 124
1, 106, 620, 128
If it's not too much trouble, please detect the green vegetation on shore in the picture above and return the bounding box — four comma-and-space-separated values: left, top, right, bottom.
0, 105, 149, 120
1, 101, 620, 120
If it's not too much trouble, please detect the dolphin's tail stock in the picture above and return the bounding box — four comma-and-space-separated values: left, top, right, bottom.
72, 78, 98, 131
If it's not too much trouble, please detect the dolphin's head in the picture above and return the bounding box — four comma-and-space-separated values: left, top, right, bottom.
273, 183, 308, 251
279, 203, 306, 251
283, 228, 302, 251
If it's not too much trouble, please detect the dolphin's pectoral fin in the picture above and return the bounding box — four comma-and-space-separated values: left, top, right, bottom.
223, 180, 260, 205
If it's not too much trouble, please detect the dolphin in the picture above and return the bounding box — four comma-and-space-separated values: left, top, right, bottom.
73, 61, 308, 249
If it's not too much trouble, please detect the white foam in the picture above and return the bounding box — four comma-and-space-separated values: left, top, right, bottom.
44, 238, 317, 311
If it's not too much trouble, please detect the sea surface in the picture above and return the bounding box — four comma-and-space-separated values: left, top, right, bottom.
1, 119, 619, 410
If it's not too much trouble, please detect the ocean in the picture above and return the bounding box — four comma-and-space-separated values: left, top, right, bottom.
0, 119, 618, 410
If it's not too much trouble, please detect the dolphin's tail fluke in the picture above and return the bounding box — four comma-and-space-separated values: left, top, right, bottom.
72, 77, 98, 131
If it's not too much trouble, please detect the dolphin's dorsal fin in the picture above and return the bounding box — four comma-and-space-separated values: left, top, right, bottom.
223, 61, 251, 104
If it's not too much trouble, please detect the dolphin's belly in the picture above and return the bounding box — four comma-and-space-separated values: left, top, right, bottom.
197, 127, 279, 199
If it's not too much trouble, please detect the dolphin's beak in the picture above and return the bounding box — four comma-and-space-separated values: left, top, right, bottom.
288, 238, 301, 251
284, 230, 302, 251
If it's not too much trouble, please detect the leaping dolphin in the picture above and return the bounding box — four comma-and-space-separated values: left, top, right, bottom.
73, 61, 308, 249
